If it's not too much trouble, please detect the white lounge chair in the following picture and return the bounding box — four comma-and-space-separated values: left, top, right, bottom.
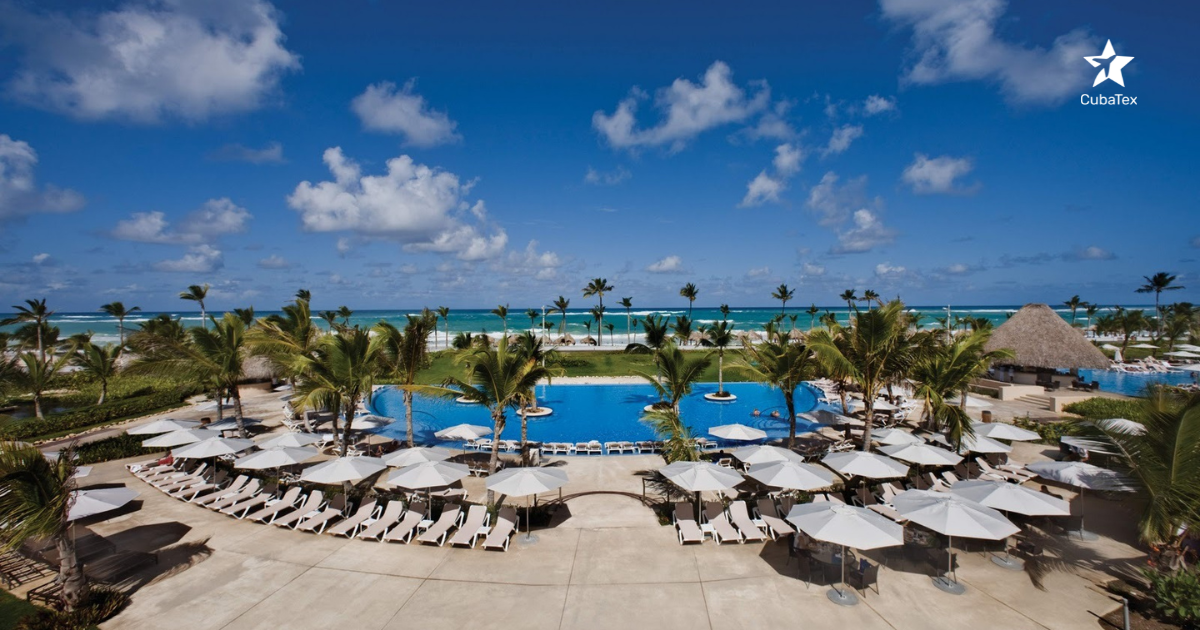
727, 501, 769, 542
193, 476, 250, 506
327, 500, 379, 538
416, 503, 462, 546
296, 495, 347, 534
481, 506, 519, 551
448, 505, 491, 548
673, 503, 704, 545
703, 502, 742, 544
204, 480, 262, 511
381, 505, 427, 544
271, 491, 326, 529
754, 499, 795, 540
220, 483, 280, 518
244, 487, 303, 523
357, 501, 409, 542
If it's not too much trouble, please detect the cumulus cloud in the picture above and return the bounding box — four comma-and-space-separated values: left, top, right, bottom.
501, 240, 563, 281
0, 0, 300, 122
584, 165, 631, 186
879, 0, 1097, 106
902, 153, 977, 194
646, 255, 683, 273
874, 262, 907, 277
773, 143, 804, 176
257, 254, 290, 269
351, 80, 461, 147
735, 101, 797, 142
593, 61, 770, 151
0, 134, 85, 222
740, 143, 805, 207
863, 95, 897, 115
111, 198, 251, 244
801, 262, 826, 277
806, 171, 878, 227
154, 244, 223, 273
31, 253, 50, 264
833, 210, 897, 254
823, 124, 863, 157
288, 148, 507, 261
209, 142, 284, 164
1068, 245, 1116, 261
746, 266, 770, 278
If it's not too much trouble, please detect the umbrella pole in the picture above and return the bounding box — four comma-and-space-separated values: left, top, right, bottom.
992, 510, 1023, 570
827, 544, 858, 606
1074, 488, 1097, 541
934, 534, 966, 595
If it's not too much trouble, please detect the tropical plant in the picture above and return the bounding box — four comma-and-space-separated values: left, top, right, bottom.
0, 442, 89, 609
512, 332, 563, 464
733, 328, 819, 448
643, 408, 697, 463
679, 283, 698, 317
605, 322, 615, 344
319, 310, 339, 330
590, 305, 607, 345
839, 289, 857, 313
375, 311, 438, 447
719, 304, 730, 322
626, 314, 671, 378
806, 304, 820, 330
250, 297, 322, 391
436, 306, 451, 349
700, 320, 736, 396
1118, 310, 1150, 352
11, 352, 72, 418
133, 314, 186, 345
771, 284, 794, 315
1085, 303, 1100, 328
909, 330, 1014, 450
525, 308, 539, 336
553, 296, 570, 334
619, 297, 634, 343
862, 289, 880, 310
671, 315, 693, 346
290, 327, 385, 459
635, 342, 711, 410
492, 304, 509, 337
1063, 295, 1084, 326
1138, 272, 1185, 338
2, 299, 54, 361
583, 278, 613, 345
233, 307, 256, 327
296, 288, 311, 303
1144, 567, 1200, 625
452, 331, 474, 350
336, 305, 353, 326
178, 284, 210, 329
99, 302, 141, 347
72, 343, 121, 404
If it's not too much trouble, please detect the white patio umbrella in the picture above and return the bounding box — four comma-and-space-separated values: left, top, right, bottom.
811, 409, 863, 426
171, 437, 255, 459
1177, 364, 1200, 373
1164, 351, 1200, 359
1025, 460, 1135, 540
257, 432, 322, 449
349, 414, 393, 431
746, 461, 834, 491
302, 456, 387, 485
956, 434, 1013, 455
1100, 343, 1120, 351
970, 422, 1040, 442
951, 479, 1070, 569
434, 424, 493, 441
233, 447, 319, 470
730, 444, 804, 466
386, 460, 470, 508
708, 423, 768, 441
822, 451, 910, 480
127, 418, 200, 435
785, 502, 904, 606
872, 428, 924, 446
892, 489, 1019, 594
871, 399, 899, 412
659, 461, 745, 520
486, 467, 570, 543
68, 487, 140, 521
949, 395, 992, 408
1130, 343, 1159, 349
879, 443, 963, 467
204, 417, 261, 432
1177, 344, 1200, 352
141, 428, 221, 448
382, 447, 453, 468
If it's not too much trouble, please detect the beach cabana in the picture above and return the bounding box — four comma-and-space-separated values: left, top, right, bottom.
984, 304, 1110, 375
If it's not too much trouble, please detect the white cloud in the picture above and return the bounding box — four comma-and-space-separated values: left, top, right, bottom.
210, 142, 284, 164
501, 240, 563, 281
1070, 245, 1116, 261
902, 153, 977, 194
111, 198, 250, 244
863, 95, 897, 115
351, 80, 461, 148
806, 171, 878, 227
399, 264, 419, 274
593, 61, 770, 151
154, 244, 223, 273
646, 255, 683, 273
944, 263, 970, 274
0, 134, 85, 222
0, 0, 300, 122
773, 143, 804, 176
287, 148, 508, 261
257, 254, 290, 269
801, 262, 826, 277
879, 0, 1097, 106
833, 209, 897, 254
823, 124, 863, 156
875, 262, 906, 276
735, 101, 796, 142
336, 237, 352, 257
739, 171, 785, 208
746, 266, 770, 278
31, 253, 49, 264
584, 165, 631, 186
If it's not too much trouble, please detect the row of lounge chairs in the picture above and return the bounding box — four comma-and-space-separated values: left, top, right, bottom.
673, 499, 797, 545
541, 441, 663, 455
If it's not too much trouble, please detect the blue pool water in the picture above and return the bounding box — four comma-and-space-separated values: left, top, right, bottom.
369, 382, 826, 447
1078, 369, 1197, 397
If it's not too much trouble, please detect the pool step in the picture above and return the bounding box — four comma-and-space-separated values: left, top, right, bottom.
1015, 394, 1055, 411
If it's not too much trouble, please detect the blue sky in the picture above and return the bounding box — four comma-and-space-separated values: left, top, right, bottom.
0, 0, 1196, 312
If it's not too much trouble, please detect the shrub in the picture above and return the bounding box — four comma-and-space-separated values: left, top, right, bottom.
1013, 417, 1081, 443
15, 586, 130, 629
0, 388, 196, 441
75, 434, 165, 465
1143, 568, 1200, 625
1063, 397, 1146, 422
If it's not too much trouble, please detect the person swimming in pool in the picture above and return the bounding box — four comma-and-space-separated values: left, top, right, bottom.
751, 408, 761, 417
770, 410, 781, 418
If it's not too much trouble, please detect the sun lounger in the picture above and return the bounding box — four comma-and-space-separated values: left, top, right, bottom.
868, 503, 907, 523
382, 505, 427, 544
296, 495, 347, 534
154, 470, 209, 493
134, 459, 184, 480
755, 499, 795, 539
727, 501, 769, 542
327, 500, 379, 538
204, 479, 262, 511
244, 487, 303, 523
416, 503, 462, 546
635, 441, 657, 453
603, 442, 621, 454
357, 501, 409, 541
481, 506, 519, 551
192, 475, 249, 504
146, 462, 202, 485
673, 503, 704, 545
448, 505, 491, 548
271, 490, 326, 529
573, 442, 589, 454
703, 502, 742, 544
169, 471, 228, 500
220, 483, 280, 517
585, 441, 603, 455
976, 458, 1035, 483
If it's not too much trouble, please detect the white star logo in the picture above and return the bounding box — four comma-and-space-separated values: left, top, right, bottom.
1084, 40, 1134, 87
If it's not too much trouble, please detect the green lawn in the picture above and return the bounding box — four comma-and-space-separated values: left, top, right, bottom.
0, 589, 39, 630
413, 349, 750, 384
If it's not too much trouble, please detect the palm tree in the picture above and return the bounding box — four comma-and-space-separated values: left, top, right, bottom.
2, 299, 54, 361
491, 304, 509, 338
131, 314, 186, 347
319, 310, 339, 330
553, 296, 570, 334
1137, 272, 1185, 338
626, 314, 671, 388
12, 352, 72, 419
179, 284, 210, 330
0, 442, 89, 609
671, 315, 693, 346
605, 322, 615, 345
679, 283, 698, 317
910, 331, 1014, 450
635, 342, 711, 411
250, 298, 321, 394
733, 328, 819, 448
590, 305, 607, 345
719, 304, 730, 322
642, 408, 697, 463
700, 320, 735, 396
862, 290, 880, 311
771, 284, 794, 315
376, 312, 438, 447
1117, 310, 1149, 352
839, 289, 857, 313
132, 313, 251, 437
73, 342, 121, 404
807, 300, 912, 449
99, 301, 141, 348
336, 306, 354, 327
1063, 295, 1084, 326
444, 340, 552, 496
583, 278, 614, 346
525, 308, 539, 336
436, 306, 451, 349
291, 327, 385, 460
806, 304, 820, 330
452, 331, 474, 350
1085, 303, 1100, 329
619, 297, 634, 344
512, 332, 563, 464
233, 307, 256, 327
295, 289, 311, 303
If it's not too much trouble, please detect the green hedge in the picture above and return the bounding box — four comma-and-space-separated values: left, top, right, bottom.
1013, 417, 1081, 443
74, 434, 165, 465
1063, 397, 1146, 422
0, 388, 195, 441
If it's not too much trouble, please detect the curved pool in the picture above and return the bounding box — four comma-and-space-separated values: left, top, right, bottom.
368, 382, 826, 448
1078, 369, 1196, 397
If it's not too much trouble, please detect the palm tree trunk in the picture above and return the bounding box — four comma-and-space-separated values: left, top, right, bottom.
232, 386, 247, 438
340, 396, 358, 457
33, 393, 43, 420
785, 391, 796, 449
860, 401, 875, 451
486, 411, 504, 504
97, 380, 107, 405
838, 387, 849, 416
54, 530, 88, 610
404, 390, 415, 447
717, 350, 724, 394
519, 408, 529, 467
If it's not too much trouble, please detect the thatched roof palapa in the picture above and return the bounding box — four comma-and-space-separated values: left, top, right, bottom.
985, 303, 1109, 370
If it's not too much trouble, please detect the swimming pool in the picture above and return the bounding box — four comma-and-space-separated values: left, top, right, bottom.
368, 382, 826, 448
1078, 369, 1197, 397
